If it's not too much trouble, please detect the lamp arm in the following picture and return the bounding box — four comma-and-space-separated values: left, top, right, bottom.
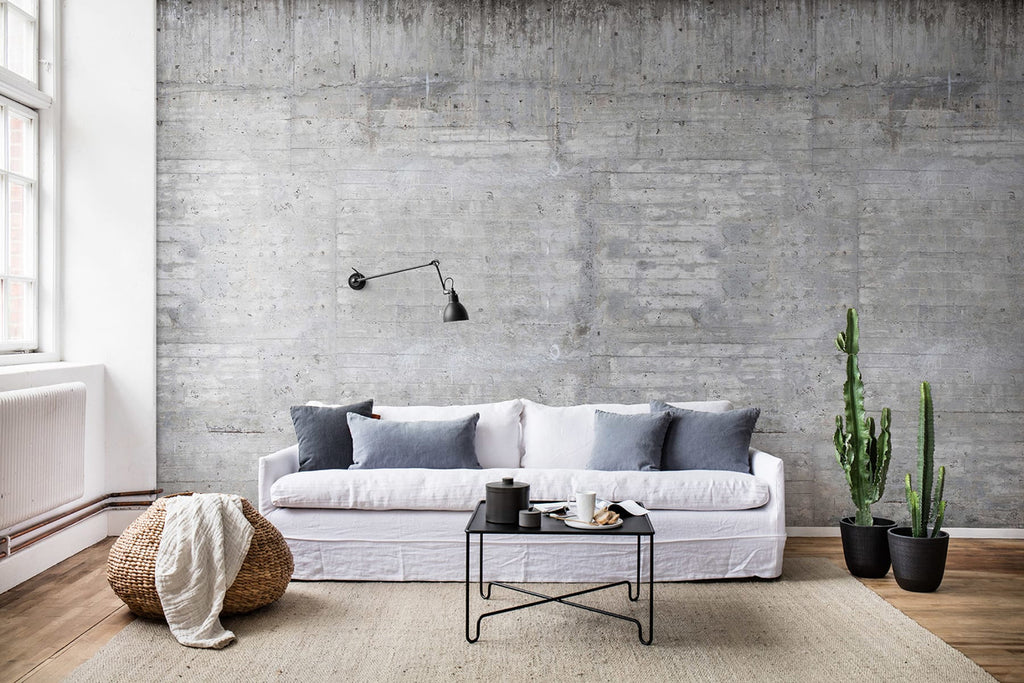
431, 261, 446, 291
348, 259, 449, 291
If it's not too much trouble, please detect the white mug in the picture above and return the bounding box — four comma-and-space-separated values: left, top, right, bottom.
574, 491, 596, 524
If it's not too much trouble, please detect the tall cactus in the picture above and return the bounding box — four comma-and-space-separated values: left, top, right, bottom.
905, 381, 947, 538
834, 308, 893, 526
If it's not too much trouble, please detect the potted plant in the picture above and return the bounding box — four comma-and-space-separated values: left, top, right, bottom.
834, 308, 896, 578
889, 381, 949, 592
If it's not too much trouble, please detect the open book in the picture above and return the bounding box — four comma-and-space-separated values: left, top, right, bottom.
532, 500, 649, 518
608, 500, 649, 517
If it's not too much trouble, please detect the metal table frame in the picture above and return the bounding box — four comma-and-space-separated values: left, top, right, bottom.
464, 501, 654, 645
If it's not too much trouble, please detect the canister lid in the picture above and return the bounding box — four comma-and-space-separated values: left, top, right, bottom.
486, 476, 529, 490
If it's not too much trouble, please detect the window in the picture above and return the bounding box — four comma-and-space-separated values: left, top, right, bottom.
0, 97, 35, 351
2, 0, 37, 83
0, 0, 49, 357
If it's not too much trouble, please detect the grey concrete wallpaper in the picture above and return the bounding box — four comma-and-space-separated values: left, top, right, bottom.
156, 0, 1024, 527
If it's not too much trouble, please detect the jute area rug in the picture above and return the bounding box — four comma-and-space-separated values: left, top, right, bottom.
68, 558, 993, 682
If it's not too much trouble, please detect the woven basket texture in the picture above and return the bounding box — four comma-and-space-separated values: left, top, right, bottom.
107, 493, 293, 619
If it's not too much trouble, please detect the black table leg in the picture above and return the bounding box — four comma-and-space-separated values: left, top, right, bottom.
643, 535, 654, 645
465, 531, 478, 643
629, 535, 641, 601
466, 532, 654, 645
478, 533, 492, 599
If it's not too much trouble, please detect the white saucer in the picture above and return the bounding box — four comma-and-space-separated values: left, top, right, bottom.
564, 518, 623, 530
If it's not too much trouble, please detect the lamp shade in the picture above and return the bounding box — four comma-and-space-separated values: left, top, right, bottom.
443, 290, 469, 322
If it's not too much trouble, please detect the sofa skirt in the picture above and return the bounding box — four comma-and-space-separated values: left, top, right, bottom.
264, 507, 785, 582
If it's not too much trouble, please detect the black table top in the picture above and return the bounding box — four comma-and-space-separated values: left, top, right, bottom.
465, 501, 655, 536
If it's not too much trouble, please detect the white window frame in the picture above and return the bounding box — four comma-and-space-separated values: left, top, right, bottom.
0, 0, 55, 365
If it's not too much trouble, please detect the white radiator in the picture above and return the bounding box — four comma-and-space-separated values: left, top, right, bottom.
0, 382, 87, 530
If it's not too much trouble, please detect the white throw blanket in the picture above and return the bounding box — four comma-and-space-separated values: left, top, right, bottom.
155, 494, 255, 649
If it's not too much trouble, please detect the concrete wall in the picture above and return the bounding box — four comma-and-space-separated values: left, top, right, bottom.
156, 0, 1023, 528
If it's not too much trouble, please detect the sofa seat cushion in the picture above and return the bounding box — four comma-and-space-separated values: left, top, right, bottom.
270, 467, 769, 512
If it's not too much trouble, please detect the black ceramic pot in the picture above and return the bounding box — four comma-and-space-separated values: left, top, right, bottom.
485, 477, 530, 524
888, 526, 950, 592
839, 517, 897, 578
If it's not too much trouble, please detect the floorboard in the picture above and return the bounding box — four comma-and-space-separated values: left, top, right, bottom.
1, 536, 1021, 682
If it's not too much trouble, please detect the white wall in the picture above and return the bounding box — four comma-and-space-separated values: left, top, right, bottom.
0, 0, 156, 594
62, 0, 156, 493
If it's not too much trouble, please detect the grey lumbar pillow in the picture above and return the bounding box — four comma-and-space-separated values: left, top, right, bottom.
291, 399, 374, 471
651, 400, 760, 473
347, 412, 482, 469
587, 410, 672, 471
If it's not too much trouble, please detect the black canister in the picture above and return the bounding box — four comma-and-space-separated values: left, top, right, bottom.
485, 477, 530, 524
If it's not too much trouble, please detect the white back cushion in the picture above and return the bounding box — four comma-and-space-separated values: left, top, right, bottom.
520, 398, 733, 469
374, 399, 523, 469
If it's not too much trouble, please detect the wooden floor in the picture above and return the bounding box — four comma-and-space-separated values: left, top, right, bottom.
1, 537, 1022, 682
786, 537, 1024, 683
0, 540, 133, 683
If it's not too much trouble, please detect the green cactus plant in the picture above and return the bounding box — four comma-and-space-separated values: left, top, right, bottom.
905, 381, 947, 538
834, 308, 893, 526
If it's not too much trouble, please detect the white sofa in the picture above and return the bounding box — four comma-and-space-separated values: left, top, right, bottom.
258, 398, 786, 582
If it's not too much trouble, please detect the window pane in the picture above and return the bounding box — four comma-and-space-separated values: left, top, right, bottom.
8, 111, 30, 176
9, 1, 38, 16
9, 180, 30, 275
6, 278, 30, 341
6, 8, 35, 83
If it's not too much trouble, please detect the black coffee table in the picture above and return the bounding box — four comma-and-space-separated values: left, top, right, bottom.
464, 500, 654, 645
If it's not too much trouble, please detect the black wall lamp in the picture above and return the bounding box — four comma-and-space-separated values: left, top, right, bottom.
348, 259, 469, 322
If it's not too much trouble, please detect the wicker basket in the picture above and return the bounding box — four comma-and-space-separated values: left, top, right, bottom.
107, 493, 293, 619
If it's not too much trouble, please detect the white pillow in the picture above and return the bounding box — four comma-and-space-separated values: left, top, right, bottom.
520, 398, 733, 469
374, 399, 523, 469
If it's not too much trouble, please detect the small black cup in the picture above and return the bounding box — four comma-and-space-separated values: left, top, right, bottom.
518, 508, 541, 528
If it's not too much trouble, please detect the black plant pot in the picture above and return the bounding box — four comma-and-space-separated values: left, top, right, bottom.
888, 526, 950, 592
839, 517, 897, 578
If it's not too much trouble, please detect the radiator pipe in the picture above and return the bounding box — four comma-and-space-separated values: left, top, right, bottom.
0, 488, 162, 558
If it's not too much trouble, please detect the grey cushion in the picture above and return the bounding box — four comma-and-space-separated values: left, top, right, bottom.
291, 400, 374, 471
587, 410, 672, 471
652, 400, 760, 473
347, 412, 481, 469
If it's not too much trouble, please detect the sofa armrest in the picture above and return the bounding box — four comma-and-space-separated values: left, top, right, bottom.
750, 448, 786, 535
258, 444, 299, 515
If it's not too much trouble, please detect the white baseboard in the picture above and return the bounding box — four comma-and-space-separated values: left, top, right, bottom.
787, 527, 841, 537
787, 526, 1024, 539
107, 507, 146, 535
